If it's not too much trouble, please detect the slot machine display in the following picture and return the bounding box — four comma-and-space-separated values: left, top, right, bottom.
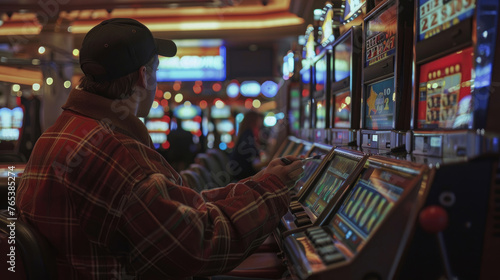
208, 105, 235, 151
358, 0, 414, 153
173, 103, 202, 141
283, 155, 431, 280
291, 143, 334, 196
300, 24, 317, 142
0, 106, 24, 149
329, 25, 363, 147
145, 106, 169, 149
409, 0, 499, 158
278, 148, 366, 235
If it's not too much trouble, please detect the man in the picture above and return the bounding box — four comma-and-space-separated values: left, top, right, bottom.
17, 18, 303, 279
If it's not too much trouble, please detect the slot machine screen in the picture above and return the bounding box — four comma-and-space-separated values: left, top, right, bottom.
303, 154, 359, 217
292, 154, 326, 194
417, 47, 473, 129
0, 107, 23, 141
333, 36, 351, 82
326, 162, 415, 254
365, 3, 397, 67
364, 77, 395, 129
334, 91, 351, 128
418, 0, 476, 42
344, 0, 367, 23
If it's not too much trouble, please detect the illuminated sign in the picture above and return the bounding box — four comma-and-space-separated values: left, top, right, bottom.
418, 0, 476, 41
365, 4, 397, 67
320, 3, 335, 47
157, 46, 226, 81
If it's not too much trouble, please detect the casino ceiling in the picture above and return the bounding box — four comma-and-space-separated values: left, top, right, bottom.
0, 0, 344, 85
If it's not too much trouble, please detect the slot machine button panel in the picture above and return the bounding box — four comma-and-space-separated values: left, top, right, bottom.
294, 216, 313, 227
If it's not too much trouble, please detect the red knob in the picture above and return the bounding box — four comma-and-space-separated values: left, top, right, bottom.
419, 205, 448, 233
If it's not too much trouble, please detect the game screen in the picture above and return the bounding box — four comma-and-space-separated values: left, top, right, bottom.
365, 3, 397, 67
0, 107, 23, 141
292, 154, 326, 194
417, 47, 473, 129
327, 163, 414, 254
364, 77, 395, 129
315, 98, 326, 129
334, 91, 351, 128
303, 154, 359, 217
418, 0, 476, 42
334, 36, 352, 82
344, 0, 367, 22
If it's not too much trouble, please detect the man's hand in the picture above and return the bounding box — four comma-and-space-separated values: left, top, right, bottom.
253, 156, 304, 188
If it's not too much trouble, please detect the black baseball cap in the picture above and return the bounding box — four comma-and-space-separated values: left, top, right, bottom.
80, 18, 177, 82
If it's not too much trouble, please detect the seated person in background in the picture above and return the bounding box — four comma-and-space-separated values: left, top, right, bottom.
230, 110, 270, 181
16, 18, 304, 280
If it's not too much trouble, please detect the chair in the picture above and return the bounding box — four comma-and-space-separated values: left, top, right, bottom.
180, 169, 205, 193
189, 163, 218, 190
0, 210, 57, 280
0, 152, 27, 163
194, 153, 223, 176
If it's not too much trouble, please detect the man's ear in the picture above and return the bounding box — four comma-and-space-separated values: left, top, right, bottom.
137, 66, 148, 88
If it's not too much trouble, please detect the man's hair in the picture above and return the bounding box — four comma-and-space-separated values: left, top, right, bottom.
79, 56, 156, 100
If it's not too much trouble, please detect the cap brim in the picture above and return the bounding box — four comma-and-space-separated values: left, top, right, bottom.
155, 38, 177, 57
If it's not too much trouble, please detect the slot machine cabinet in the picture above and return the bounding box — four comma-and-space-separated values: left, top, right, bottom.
358, 0, 415, 153
300, 24, 317, 142
312, 3, 337, 144
395, 155, 499, 279
329, 26, 363, 147
276, 148, 367, 244
283, 155, 432, 280
409, 0, 500, 158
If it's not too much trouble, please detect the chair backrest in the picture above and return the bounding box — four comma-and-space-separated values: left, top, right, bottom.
189, 163, 218, 190
194, 153, 223, 175
0, 211, 57, 280
180, 169, 205, 193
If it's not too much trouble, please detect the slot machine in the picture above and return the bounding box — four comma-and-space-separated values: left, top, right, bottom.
283, 155, 432, 280
300, 24, 317, 142
328, 1, 365, 148
312, 3, 336, 144
394, 1, 500, 279
329, 25, 363, 147
358, 0, 415, 153
145, 105, 169, 150
276, 147, 367, 241
409, 0, 500, 158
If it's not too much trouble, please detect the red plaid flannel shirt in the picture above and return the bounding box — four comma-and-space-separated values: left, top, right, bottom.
16, 88, 290, 279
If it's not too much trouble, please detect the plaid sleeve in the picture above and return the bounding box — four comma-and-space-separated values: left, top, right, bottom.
117, 172, 290, 278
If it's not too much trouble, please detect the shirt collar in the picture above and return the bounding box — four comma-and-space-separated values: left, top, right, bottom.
62, 87, 153, 147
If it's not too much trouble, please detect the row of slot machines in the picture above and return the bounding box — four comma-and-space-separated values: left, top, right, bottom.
283, 0, 500, 160
263, 135, 498, 280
